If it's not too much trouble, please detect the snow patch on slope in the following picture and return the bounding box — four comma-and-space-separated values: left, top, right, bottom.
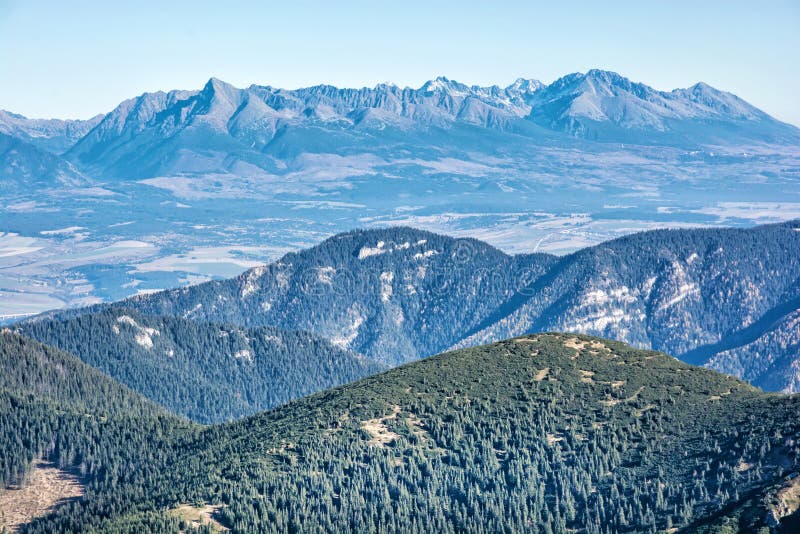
330, 307, 365, 349
659, 282, 700, 311
317, 266, 336, 284
114, 315, 160, 349
380, 272, 394, 302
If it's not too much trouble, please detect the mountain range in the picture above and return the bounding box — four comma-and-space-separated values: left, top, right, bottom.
34, 221, 800, 394
2, 69, 798, 185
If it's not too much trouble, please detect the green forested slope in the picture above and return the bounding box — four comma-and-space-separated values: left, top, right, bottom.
18, 310, 385, 423
0, 330, 200, 532
18, 333, 799, 533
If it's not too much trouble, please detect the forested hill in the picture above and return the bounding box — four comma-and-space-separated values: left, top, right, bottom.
17, 309, 386, 423
0, 329, 165, 420
95, 226, 558, 366
65, 221, 800, 392
458, 220, 800, 392
0, 330, 195, 531
18, 333, 800, 533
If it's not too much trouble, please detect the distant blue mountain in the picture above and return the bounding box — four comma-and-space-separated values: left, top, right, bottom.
0, 132, 89, 193
41, 221, 800, 393
0, 110, 103, 154
526, 70, 798, 143
0, 70, 781, 179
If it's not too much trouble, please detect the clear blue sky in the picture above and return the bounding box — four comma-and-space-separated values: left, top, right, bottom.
1, 0, 798, 125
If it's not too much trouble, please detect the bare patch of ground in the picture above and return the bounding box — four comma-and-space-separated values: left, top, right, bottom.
563, 337, 584, 351
534, 368, 550, 381
735, 460, 753, 473
170, 504, 229, 532
579, 370, 595, 383
708, 388, 734, 401
362, 406, 431, 448
708, 389, 733, 402
634, 403, 657, 418
599, 386, 645, 407
769, 475, 800, 525
362, 405, 402, 446
563, 337, 613, 359
0, 460, 84, 532
546, 433, 564, 446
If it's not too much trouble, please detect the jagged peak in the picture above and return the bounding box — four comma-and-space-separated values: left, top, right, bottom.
204, 76, 236, 89
506, 78, 544, 93
671, 82, 765, 120
678, 81, 737, 101
200, 77, 242, 99
420, 76, 471, 95
584, 68, 629, 82
688, 81, 714, 91
373, 82, 400, 90
545, 69, 644, 92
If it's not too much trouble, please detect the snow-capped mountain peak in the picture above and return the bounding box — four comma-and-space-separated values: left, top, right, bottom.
525, 69, 788, 138
420, 76, 471, 97
505, 77, 544, 96
11, 69, 791, 178
671, 82, 765, 120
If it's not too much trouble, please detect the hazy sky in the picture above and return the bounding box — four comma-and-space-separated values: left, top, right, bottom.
1, 0, 798, 125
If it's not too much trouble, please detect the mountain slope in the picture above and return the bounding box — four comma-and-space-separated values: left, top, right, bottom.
527, 69, 799, 143
17, 309, 385, 423
91, 222, 800, 391
0, 110, 103, 154
459, 221, 800, 392
65, 82, 244, 178
0, 329, 165, 423
109, 227, 556, 366
0, 132, 90, 193
0, 330, 194, 532
703, 305, 800, 393
22, 333, 800, 533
